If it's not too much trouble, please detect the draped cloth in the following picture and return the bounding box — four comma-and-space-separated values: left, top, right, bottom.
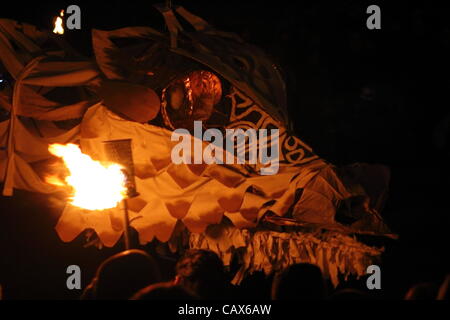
190, 224, 384, 287
55, 104, 363, 248
0, 19, 101, 196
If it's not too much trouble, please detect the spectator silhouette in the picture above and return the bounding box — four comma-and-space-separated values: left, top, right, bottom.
271, 263, 326, 300
174, 249, 231, 299
404, 282, 439, 300
81, 249, 161, 300
130, 282, 197, 300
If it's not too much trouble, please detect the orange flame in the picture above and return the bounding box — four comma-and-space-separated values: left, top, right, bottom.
53, 10, 65, 35
47, 144, 127, 210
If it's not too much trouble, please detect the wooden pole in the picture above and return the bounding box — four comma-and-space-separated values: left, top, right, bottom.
122, 198, 131, 250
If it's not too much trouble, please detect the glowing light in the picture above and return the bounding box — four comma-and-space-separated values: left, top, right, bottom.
53, 10, 65, 35
47, 144, 127, 210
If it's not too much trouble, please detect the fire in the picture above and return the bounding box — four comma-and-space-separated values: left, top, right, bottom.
53, 10, 65, 35
47, 144, 127, 210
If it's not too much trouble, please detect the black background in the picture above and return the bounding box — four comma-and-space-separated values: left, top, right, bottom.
1, 0, 449, 300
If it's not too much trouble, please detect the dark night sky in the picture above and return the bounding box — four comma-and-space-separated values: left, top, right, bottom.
1, 1, 449, 299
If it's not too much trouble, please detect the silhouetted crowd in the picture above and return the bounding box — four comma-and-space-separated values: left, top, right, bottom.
77, 249, 449, 300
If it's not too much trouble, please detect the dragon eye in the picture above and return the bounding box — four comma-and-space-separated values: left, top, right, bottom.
161, 70, 222, 130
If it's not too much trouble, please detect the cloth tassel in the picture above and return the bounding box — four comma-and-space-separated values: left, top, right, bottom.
189, 228, 383, 287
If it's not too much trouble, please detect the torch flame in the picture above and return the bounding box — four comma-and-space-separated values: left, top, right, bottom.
47, 144, 127, 211
53, 10, 65, 35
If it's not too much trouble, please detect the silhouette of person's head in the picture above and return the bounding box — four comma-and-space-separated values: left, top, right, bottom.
271, 263, 326, 300
175, 249, 228, 299
404, 282, 439, 300
130, 282, 197, 300
88, 249, 161, 300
